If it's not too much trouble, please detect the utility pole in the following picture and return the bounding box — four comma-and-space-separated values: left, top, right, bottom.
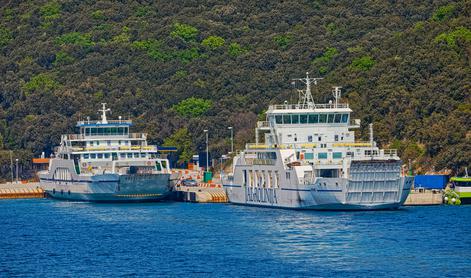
228, 126, 233, 154
15, 158, 19, 183
10, 150, 13, 183
204, 130, 209, 171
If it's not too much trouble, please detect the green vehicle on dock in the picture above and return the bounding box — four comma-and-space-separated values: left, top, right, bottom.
450, 176, 471, 205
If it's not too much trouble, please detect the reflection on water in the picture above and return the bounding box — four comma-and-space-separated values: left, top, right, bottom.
0, 200, 470, 277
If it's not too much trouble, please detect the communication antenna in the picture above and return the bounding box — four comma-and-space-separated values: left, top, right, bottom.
98, 103, 111, 124
292, 72, 323, 108
332, 86, 342, 108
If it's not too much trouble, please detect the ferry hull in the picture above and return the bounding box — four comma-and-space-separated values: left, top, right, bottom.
224, 176, 413, 210
42, 173, 172, 202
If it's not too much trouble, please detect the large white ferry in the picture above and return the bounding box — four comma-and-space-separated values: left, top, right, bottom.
223, 73, 413, 210
39, 104, 176, 202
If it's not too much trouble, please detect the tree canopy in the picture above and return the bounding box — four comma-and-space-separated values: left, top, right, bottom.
0, 0, 470, 179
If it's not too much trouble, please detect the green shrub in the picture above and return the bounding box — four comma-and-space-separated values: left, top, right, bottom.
435, 27, 471, 48
174, 70, 188, 78
132, 39, 169, 60
170, 23, 199, 42
228, 42, 247, 56
91, 10, 106, 20
22, 73, 59, 93
135, 6, 151, 17
0, 27, 12, 47
312, 47, 338, 74
350, 55, 375, 71
163, 128, 194, 163
432, 4, 455, 21
55, 32, 94, 47
53, 51, 74, 66
313, 47, 338, 64
201, 36, 225, 49
273, 34, 292, 48
174, 47, 201, 63
40, 2, 61, 21
173, 97, 212, 117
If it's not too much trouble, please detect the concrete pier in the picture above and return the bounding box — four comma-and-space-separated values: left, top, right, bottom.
0, 182, 45, 199
404, 189, 443, 206
173, 184, 228, 203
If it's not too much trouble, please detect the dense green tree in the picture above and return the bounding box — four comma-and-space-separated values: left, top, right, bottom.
0, 0, 469, 180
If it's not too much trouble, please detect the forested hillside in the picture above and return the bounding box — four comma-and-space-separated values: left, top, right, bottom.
0, 0, 470, 179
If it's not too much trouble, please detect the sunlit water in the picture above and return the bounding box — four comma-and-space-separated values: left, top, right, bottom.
0, 199, 470, 277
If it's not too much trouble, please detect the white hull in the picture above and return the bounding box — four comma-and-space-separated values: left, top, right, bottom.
224, 176, 413, 210
39, 159, 175, 202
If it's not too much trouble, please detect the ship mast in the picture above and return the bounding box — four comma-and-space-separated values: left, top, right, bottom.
99, 103, 111, 124
293, 72, 323, 109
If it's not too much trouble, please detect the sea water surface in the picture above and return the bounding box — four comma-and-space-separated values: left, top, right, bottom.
0, 199, 470, 277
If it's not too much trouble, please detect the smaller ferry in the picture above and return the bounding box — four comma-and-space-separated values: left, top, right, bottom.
39, 104, 176, 202
450, 168, 471, 205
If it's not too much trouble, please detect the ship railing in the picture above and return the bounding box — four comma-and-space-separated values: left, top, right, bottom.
68, 146, 158, 152
76, 119, 132, 125
332, 142, 372, 147
245, 159, 277, 165
246, 143, 317, 150
257, 121, 270, 128
63, 133, 146, 140
269, 103, 349, 110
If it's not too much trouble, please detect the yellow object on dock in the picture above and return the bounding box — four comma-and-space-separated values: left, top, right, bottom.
0, 187, 45, 199
174, 185, 228, 203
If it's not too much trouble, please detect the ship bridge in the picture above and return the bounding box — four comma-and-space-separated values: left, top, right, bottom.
255, 73, 361, 146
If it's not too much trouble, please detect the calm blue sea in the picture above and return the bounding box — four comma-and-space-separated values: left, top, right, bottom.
0, 200, 470, 277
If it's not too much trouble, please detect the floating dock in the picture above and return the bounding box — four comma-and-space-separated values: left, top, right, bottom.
0, 182, 45, 199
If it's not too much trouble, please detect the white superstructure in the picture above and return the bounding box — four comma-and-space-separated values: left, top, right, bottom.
223, 73, 413, 210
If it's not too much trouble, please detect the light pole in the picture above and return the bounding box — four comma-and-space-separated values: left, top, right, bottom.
15, 158, 19, 183
203, 129, 209, 171
10, 151, 13, 183
228, 126, 233, 154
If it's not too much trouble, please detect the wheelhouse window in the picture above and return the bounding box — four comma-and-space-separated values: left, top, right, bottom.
308, 114, 319, 123
341, 114, 349, 123
319, 114, 327, 123
327, 114, 334, 123
275, 115, 283, 124
283, 114, 291, 124
300, 114, 308, 124
334, 114, 342, 123
291, 114, 299, 124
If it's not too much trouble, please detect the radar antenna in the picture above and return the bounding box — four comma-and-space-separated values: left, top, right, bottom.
332, 86, 342, 108
292, 72, 323, 109
99, 103, 111, 124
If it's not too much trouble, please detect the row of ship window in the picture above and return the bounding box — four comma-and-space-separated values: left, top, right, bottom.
271, 113, 349, 124
303, 152, 343, 159
88, 141, 132, 146
82, 153, 148, 159
83, 127, 129, 136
